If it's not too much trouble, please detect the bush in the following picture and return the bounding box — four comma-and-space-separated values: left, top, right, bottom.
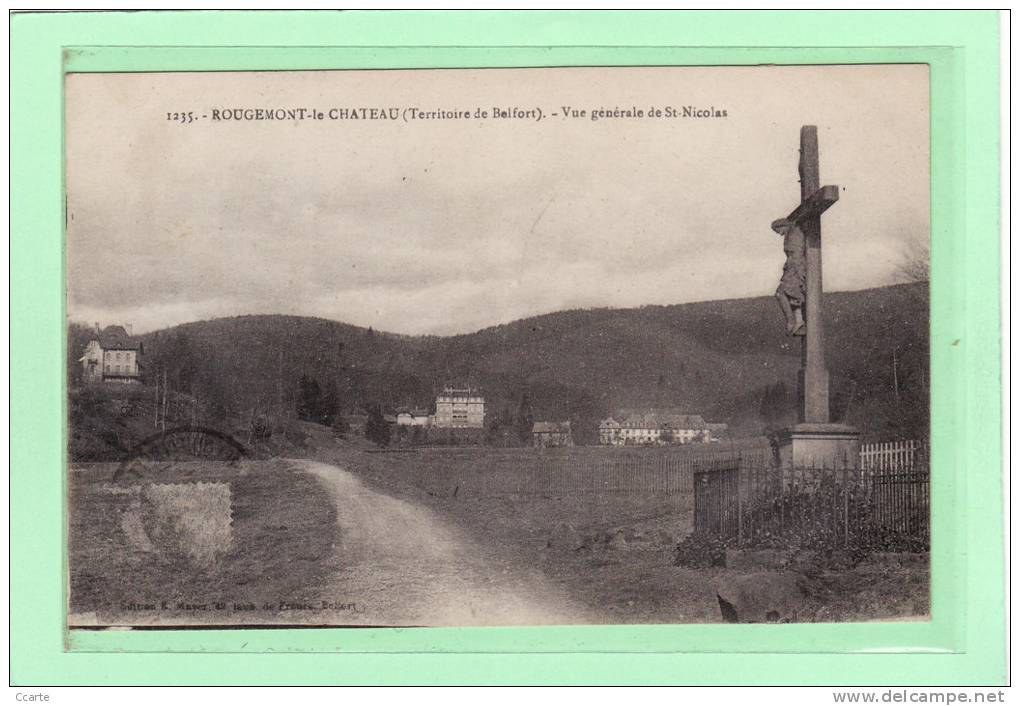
282, 420, 308, 447
674, 534, 728, 568
249, 414, 273, 441
365, 406, 391, 447
331, 414, 350, 438
676, 479, 929, 569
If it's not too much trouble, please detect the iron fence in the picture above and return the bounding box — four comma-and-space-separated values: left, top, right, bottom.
693, 463, 930, 550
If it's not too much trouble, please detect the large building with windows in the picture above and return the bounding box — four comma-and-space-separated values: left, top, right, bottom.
532, 421, 574, 448
79, 324, 143, 384
433, 387, 485, 428
598, 409, 718, 446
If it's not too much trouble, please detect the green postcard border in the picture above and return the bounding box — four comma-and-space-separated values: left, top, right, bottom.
10, 10, 1003, 685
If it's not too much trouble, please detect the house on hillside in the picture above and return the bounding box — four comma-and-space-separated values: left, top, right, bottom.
433, 387, 485, 428
396, 408, 433, 427
79, 324, 143, 384
598, 417, 621, 445
345, 413, 369, 436
598, 409, 713, 446
532, 421, 574, 448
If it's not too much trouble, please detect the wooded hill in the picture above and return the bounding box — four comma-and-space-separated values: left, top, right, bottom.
68, 282, 929, 444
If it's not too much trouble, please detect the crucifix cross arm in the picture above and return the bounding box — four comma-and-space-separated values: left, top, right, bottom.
785, 184, 839, 225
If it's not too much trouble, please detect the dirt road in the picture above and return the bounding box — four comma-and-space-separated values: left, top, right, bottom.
297, 459, 592, 626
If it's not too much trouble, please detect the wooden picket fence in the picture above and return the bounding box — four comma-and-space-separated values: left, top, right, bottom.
859, 439, 926, 471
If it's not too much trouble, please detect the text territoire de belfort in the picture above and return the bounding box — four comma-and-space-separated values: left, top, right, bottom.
203, 105, 729, 122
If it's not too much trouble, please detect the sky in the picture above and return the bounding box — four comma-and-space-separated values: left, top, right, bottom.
65, 65, 929, 335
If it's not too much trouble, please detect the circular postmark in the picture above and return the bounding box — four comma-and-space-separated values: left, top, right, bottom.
112, 425, 249, 482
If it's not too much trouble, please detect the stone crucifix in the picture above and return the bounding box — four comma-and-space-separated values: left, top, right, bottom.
774, 125, 840, 424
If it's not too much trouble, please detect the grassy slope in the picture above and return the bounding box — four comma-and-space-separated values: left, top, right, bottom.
113, 282, 927, 443
67, 279, 930, 461
65, 411, 928, 626
67, 459, 340, 624
437, 283, 929, 436
320, 444, 927, 623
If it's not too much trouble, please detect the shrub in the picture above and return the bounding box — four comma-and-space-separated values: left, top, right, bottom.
249, 414, 273, 441
676, 477, 929, 569
674, 534, 728, 568
282, 420, 308, 447
331, 414, 350, 438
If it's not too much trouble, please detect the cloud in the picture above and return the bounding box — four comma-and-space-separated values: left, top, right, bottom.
66, 66, 929, 335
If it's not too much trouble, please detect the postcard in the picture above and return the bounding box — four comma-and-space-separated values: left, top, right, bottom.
65, 65, 931, 628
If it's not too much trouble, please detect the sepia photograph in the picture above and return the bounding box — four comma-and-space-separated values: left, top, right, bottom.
65, 64, 931, 628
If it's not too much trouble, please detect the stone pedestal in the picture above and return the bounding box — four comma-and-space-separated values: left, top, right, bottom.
776, 423, 860, 469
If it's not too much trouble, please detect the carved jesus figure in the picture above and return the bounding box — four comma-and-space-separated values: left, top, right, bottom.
771, 217, 806, 336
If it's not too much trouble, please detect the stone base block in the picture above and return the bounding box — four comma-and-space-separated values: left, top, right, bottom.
776, 423, 860, 469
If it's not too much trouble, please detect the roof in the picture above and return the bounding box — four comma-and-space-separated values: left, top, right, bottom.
602, 410, 707, 430
532, 421, 572, 434
616, 407, 692, 419
93, 325, 142, 351
437, 390, 483, 400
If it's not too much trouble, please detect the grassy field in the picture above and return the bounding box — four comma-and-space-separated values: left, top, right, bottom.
325, 444, 929, 624
350, 440, 771, 496
66, 432, 927, 626
67, 459, 340, 626
329, 446, 706, 530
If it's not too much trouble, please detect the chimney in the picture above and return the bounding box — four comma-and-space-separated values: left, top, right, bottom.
95, 322, 100, 333
126, 323, 132, 336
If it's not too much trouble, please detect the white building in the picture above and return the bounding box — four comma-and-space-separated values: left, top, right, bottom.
79, 324, 143, 384
532, 421, 574, 448
395, 409, 433, 427
433, 387, 485, 428
598, 409, 711, 446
